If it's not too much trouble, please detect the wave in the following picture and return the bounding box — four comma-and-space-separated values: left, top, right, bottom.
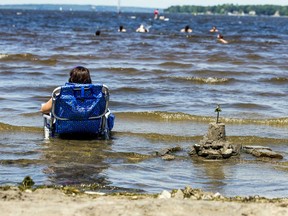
167, 76, 233, 84
228, 136, 288, 145
1, 111, 287, 133
245, 53, 263, 60
193, 69, 250, 77
0, 53, 36, 61
159, 62, 193, 68
0, 71, 45, 76
207, 53, 231, 63
261, 77, 288, 85
230, 103, 270, 110
0, 53, 58, 65
115, 111, 288, 126
0, 54, 9, 59
98, 67, 142, 75
0, 122, 41, 132
116, 131, 201, 142
114, 87, 149, 94
255, 92, 286, 97
1, 122, 287, 146
130, 42, 153, 47
117, 132, 288, 144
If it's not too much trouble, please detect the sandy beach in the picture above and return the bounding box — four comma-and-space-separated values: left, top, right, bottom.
1, 186, 287, 216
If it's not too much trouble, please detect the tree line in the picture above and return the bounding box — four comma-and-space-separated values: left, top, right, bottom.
164, 4, 288, 16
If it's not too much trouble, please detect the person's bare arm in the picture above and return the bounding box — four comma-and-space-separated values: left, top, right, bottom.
40, 98, 52, 114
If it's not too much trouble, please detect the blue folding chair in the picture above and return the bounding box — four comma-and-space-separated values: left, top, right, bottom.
43, 83, 114, 139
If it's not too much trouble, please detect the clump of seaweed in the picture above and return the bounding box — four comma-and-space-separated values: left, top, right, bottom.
18, 176, 35, 191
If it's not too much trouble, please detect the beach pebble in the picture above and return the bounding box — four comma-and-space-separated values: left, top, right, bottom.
161, 154, 175, 161
84, 191, 106, 196
243, 145, 283, 159
221, 148, 233, 158
158, 190, 171, 199
173, 189, 184, 199
251, 149, 283, 159
213, 192, 224, 199
243, 145, 272, 154
202, 194, 213, 200
157, 146, 181, 156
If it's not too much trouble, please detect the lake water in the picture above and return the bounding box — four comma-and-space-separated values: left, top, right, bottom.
0, 9, 287, 198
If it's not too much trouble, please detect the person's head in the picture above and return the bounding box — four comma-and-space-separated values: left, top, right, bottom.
69, 66, 92, 84
185, 25, 190, 32
210, 26, 218, 32
217, 34, 224, 39
119, 25, 124, 31
95, 30, 101, 36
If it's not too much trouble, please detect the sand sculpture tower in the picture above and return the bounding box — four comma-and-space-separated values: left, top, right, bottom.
190, 105, 241, 159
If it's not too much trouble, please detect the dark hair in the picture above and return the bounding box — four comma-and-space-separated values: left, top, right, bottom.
95, 30, 101, 36
119, 25, 123, 31
218, 34, 224, 39
69, 66, 92, 84
185, 25, 190, 32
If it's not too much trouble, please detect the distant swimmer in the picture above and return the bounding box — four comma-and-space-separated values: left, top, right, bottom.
136, 24, 148, 33
118, 25, 126, 32
95, 30, 101, 36
154, 8, 159, 19
217, 34, 228, 44
180, 25, 192, 33
210, 26, 218, 33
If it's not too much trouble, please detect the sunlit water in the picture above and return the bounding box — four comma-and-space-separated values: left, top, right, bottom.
0, 9, 287, 198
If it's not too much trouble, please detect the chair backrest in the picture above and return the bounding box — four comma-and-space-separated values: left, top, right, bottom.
51, 83, 110, 135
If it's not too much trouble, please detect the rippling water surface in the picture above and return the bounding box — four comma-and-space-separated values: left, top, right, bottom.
0, 9, 287, 198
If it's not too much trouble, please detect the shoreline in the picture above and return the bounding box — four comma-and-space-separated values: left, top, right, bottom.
1, 186, 287, 216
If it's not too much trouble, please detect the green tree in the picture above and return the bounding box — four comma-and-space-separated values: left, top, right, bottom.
164, 4, 288, 16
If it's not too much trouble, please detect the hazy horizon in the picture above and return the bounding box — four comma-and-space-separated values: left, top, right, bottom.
0, 1, 287, 9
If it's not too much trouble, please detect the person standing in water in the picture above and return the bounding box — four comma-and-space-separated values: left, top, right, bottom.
154, 9, 159, 19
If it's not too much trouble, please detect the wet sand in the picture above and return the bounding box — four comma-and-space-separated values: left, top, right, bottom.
1, 187, 287, 216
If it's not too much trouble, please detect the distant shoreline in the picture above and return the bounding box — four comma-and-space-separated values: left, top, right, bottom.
0, 4, 160, 13
0, 4, 288, 17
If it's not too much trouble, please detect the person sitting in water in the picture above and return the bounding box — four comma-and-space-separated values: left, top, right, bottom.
217, 34, 228, 44
180, 25, 192, 33
210, 26, 218, 33
40, 66, 92, 114
118, 25, 126, 32
136, 24, 148, 33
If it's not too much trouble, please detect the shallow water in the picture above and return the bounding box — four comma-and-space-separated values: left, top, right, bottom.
0, 9, 287, 198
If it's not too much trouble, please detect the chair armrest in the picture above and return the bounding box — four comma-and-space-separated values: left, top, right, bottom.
43, 113, 51, 120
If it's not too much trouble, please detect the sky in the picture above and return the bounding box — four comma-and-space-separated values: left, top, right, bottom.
1, 0, 287, 8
